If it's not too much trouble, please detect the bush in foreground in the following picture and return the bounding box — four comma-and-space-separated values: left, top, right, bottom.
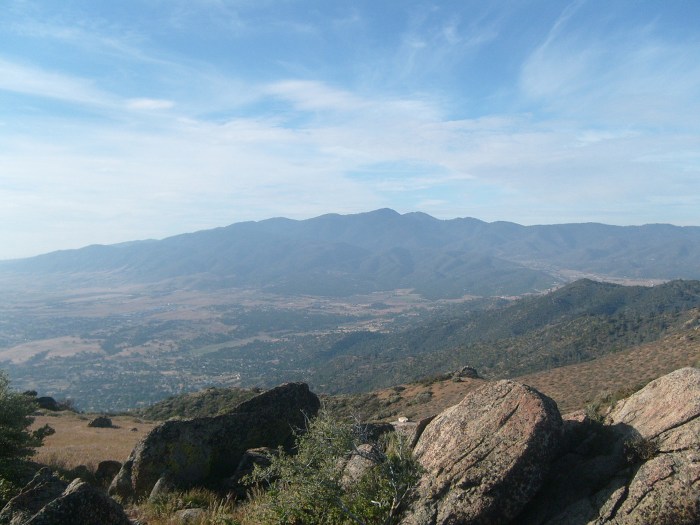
243, 409, 421, 525
0, 370, 53, 506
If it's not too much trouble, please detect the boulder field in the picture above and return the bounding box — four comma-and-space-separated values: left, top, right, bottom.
1, 368, 698, 524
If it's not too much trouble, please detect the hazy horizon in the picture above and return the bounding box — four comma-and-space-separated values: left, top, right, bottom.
3, 208, 698, 263
2, 1, 699, 259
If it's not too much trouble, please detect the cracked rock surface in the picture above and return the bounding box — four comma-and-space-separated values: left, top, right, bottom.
400, 380, 563, 525
517, 367, 700, 525
0, 469, 131, 525
108, 382, 320, 502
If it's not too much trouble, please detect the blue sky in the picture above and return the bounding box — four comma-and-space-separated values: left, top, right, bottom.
1, 1, 699, 259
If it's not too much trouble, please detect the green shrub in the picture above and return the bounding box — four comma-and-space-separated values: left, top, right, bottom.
0, 476, 19, 508
584, 382, 649, 421
623, 436, 659, 464
244, 409, 421, 524
134, 487, 239, 524
409, 391, 432, 406
0, 370, 53, 505
417, 373, 450, 387
387, 394, 401, 405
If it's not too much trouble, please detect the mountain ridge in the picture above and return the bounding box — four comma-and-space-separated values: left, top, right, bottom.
2, 209, 699, 298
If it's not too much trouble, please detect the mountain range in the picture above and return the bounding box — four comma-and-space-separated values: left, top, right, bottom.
2, 209, 700, 411
3, 209, 700, 298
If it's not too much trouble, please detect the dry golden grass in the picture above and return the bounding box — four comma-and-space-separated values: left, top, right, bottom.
30, 412, 157, 470
516, 330, 700, 414
360, 325, 699, 421
370, 377, 486, 422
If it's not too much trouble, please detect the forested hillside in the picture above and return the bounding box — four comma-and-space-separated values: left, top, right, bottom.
303, 279, 700, 392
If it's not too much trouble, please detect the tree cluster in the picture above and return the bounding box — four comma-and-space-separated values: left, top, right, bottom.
0, 371, 52, 505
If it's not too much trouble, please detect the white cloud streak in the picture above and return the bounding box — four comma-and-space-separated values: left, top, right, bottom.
520, 10, 700, 128
126, 98, 175, 110
0, 57, 113, 107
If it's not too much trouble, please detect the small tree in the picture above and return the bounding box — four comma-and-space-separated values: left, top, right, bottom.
0, 371, 52, 481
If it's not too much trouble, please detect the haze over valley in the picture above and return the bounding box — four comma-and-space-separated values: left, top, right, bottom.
2, 4, 700, 524
2, 210, 699, 411
3, 1, 698, 411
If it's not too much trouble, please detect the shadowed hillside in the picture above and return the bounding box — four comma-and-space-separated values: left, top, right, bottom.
305, 279, 700, 392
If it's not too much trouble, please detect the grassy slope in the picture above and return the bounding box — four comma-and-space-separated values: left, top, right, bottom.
30, 412, 157, 470
134, 386, 258, 420
326, 321, 700, 422
517, 324, 700, 413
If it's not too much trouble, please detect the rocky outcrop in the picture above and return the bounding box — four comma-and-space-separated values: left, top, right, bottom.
453, 366, 479, 379
393, 415, 435, 449
25, 479, 131, 525
0, 468, 66, 525
402, 380, 563, 525
341, 443, 379, 489
517, 367, 700, 525
109, 382, 320, 501
223, 447, 279, 497
87, 416, 114, 428
9, 371, 692, 524
600, 367, 700, 524
35, 397, 60, 412
95, 460, 122, 489
0, 469, 130, 525
173, 508, 206, 524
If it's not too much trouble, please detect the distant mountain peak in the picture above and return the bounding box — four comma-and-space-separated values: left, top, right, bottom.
367, 208, 400, 217
1, 210, 699, 297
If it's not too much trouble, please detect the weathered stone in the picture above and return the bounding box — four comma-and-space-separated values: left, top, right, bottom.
95, 460, 122, 489
230, 447, 276, 480
35, 397, 60, 412
0, 468, 67, 525
401, 380, 562, 525
109, 382, 320, 501
173, 508, 206, 524
518, 367, 700, 525
393, 415, 435, 449
0, 472, 130, 525
87, 416, 114, 428
224, 447, 279, 497
148, 473, 178, 501
453, 366, 479, 379
68, 465, 97, 486
341, 443, 379, 489
27, 479, 131, 525
610, 451, 700, 524
516, 440, 627, 524
599, 367, 700, 525
606, 367, 700, 443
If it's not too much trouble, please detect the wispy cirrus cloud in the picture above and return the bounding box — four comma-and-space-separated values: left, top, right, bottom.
126, 98, 175, 111
0, 57, 113, 107
2, 69, 699, 259
520, 8, 700, 128
264, 80, 369, 113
